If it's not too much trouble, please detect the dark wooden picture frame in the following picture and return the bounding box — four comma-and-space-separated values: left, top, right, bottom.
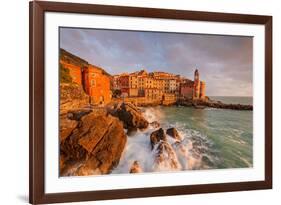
29, 1, 272, 204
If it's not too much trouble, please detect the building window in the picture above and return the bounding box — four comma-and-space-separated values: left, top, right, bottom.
91, 79, 95, 87
92, 73, 95, 77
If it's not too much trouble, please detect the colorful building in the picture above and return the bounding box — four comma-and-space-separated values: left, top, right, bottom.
112, 69, 206, 102
129, 75, 138, 89
168, 79, 177, 93
60, 49, 112, 106
180, 81, 194, 98
82, 65, 111, 105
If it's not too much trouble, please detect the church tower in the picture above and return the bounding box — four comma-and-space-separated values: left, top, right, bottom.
193, 69, 201, 99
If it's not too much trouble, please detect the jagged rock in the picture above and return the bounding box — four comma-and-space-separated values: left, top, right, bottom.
153, 141, 181, 171
166, 128, 181, 141
130, 161, 142, 173
60, 112, 127, 176
111, 102, 149, 130
150, 121, 160, 129
126, 128, 138, 136
177, 98, 253, 110
67, 109, 92, 121
150, 128, 166, 149
59, 114, 78, 143
201, 155, 214, 167
59, 153, 67, 172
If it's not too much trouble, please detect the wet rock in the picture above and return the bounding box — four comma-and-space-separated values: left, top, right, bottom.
150, 128, 166, 149
201, 155, 214, 167
127, 127, 138, 136
130, 161, 142, 173
177, 98, 253, 110
67, 109, 92, 121
166, 128, 181, 141
153, 141, 181, 171
60, 112, 127, 176
59, 114, 78, 143
110, 102, 149, 130
150, 121, 160, 129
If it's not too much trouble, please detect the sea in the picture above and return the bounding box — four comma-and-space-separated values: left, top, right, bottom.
112, 96, 253, 174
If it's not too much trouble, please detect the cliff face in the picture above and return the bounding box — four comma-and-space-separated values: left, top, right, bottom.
60, 83, 89, 114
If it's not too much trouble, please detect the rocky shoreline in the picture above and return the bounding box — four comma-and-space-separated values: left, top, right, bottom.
176, 98, 253, 111
59, 84, 252, 176
60, 101, 190, 176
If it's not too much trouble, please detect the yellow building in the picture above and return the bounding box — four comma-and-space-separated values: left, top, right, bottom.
129, 88, 138, 97
129, 75, 138, 89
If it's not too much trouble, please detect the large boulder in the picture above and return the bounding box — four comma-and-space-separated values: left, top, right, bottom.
59, 114, 79, 143
67, 109, 92, 121
153, 141, 181, 171
111, 102, 149, 130
150, 128, 166, 149
166, 128, 181, 141
60, 112, 127, 176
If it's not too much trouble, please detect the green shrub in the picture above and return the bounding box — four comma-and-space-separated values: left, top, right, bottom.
60, 63, 72, 83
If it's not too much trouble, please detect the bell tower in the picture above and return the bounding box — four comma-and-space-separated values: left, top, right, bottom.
194, 69, 199, 81
193, 69, 201, 99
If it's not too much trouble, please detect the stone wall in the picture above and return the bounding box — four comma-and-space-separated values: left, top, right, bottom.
60, 83, 89, 114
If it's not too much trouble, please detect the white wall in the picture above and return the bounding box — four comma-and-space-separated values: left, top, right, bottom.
0, 0, 279, 204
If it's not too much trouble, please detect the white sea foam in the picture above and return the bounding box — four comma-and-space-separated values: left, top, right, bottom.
142, 106, 164, 123
112, 107, 216, 174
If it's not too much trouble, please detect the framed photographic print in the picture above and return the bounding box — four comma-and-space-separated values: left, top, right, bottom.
29, 1, 272, 204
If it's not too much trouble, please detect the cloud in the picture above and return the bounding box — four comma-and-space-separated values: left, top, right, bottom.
60, 27, 253, 96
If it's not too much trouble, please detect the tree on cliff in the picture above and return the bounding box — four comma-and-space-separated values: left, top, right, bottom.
60, 63, 72, 83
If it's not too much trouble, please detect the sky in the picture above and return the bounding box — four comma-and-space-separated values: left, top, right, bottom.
60, 27, 253, 96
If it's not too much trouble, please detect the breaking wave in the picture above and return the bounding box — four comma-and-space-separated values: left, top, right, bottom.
112, 107, 220, 174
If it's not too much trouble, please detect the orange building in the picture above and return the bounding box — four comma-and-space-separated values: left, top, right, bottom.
60, 60, 82, 85
180, 82, 193, 98
82, 65, 111, 105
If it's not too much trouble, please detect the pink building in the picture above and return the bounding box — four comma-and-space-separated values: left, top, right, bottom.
180, 82, 193, 98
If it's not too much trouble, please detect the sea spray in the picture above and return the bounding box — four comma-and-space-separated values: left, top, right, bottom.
142, 106, 165, 123
152, 140, 182, 171
112, 128, 156, 173
113, 106, 218, 174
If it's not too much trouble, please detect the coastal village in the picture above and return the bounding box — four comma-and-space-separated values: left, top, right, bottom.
60, 48, 206, 107
59, 49, 253, 177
